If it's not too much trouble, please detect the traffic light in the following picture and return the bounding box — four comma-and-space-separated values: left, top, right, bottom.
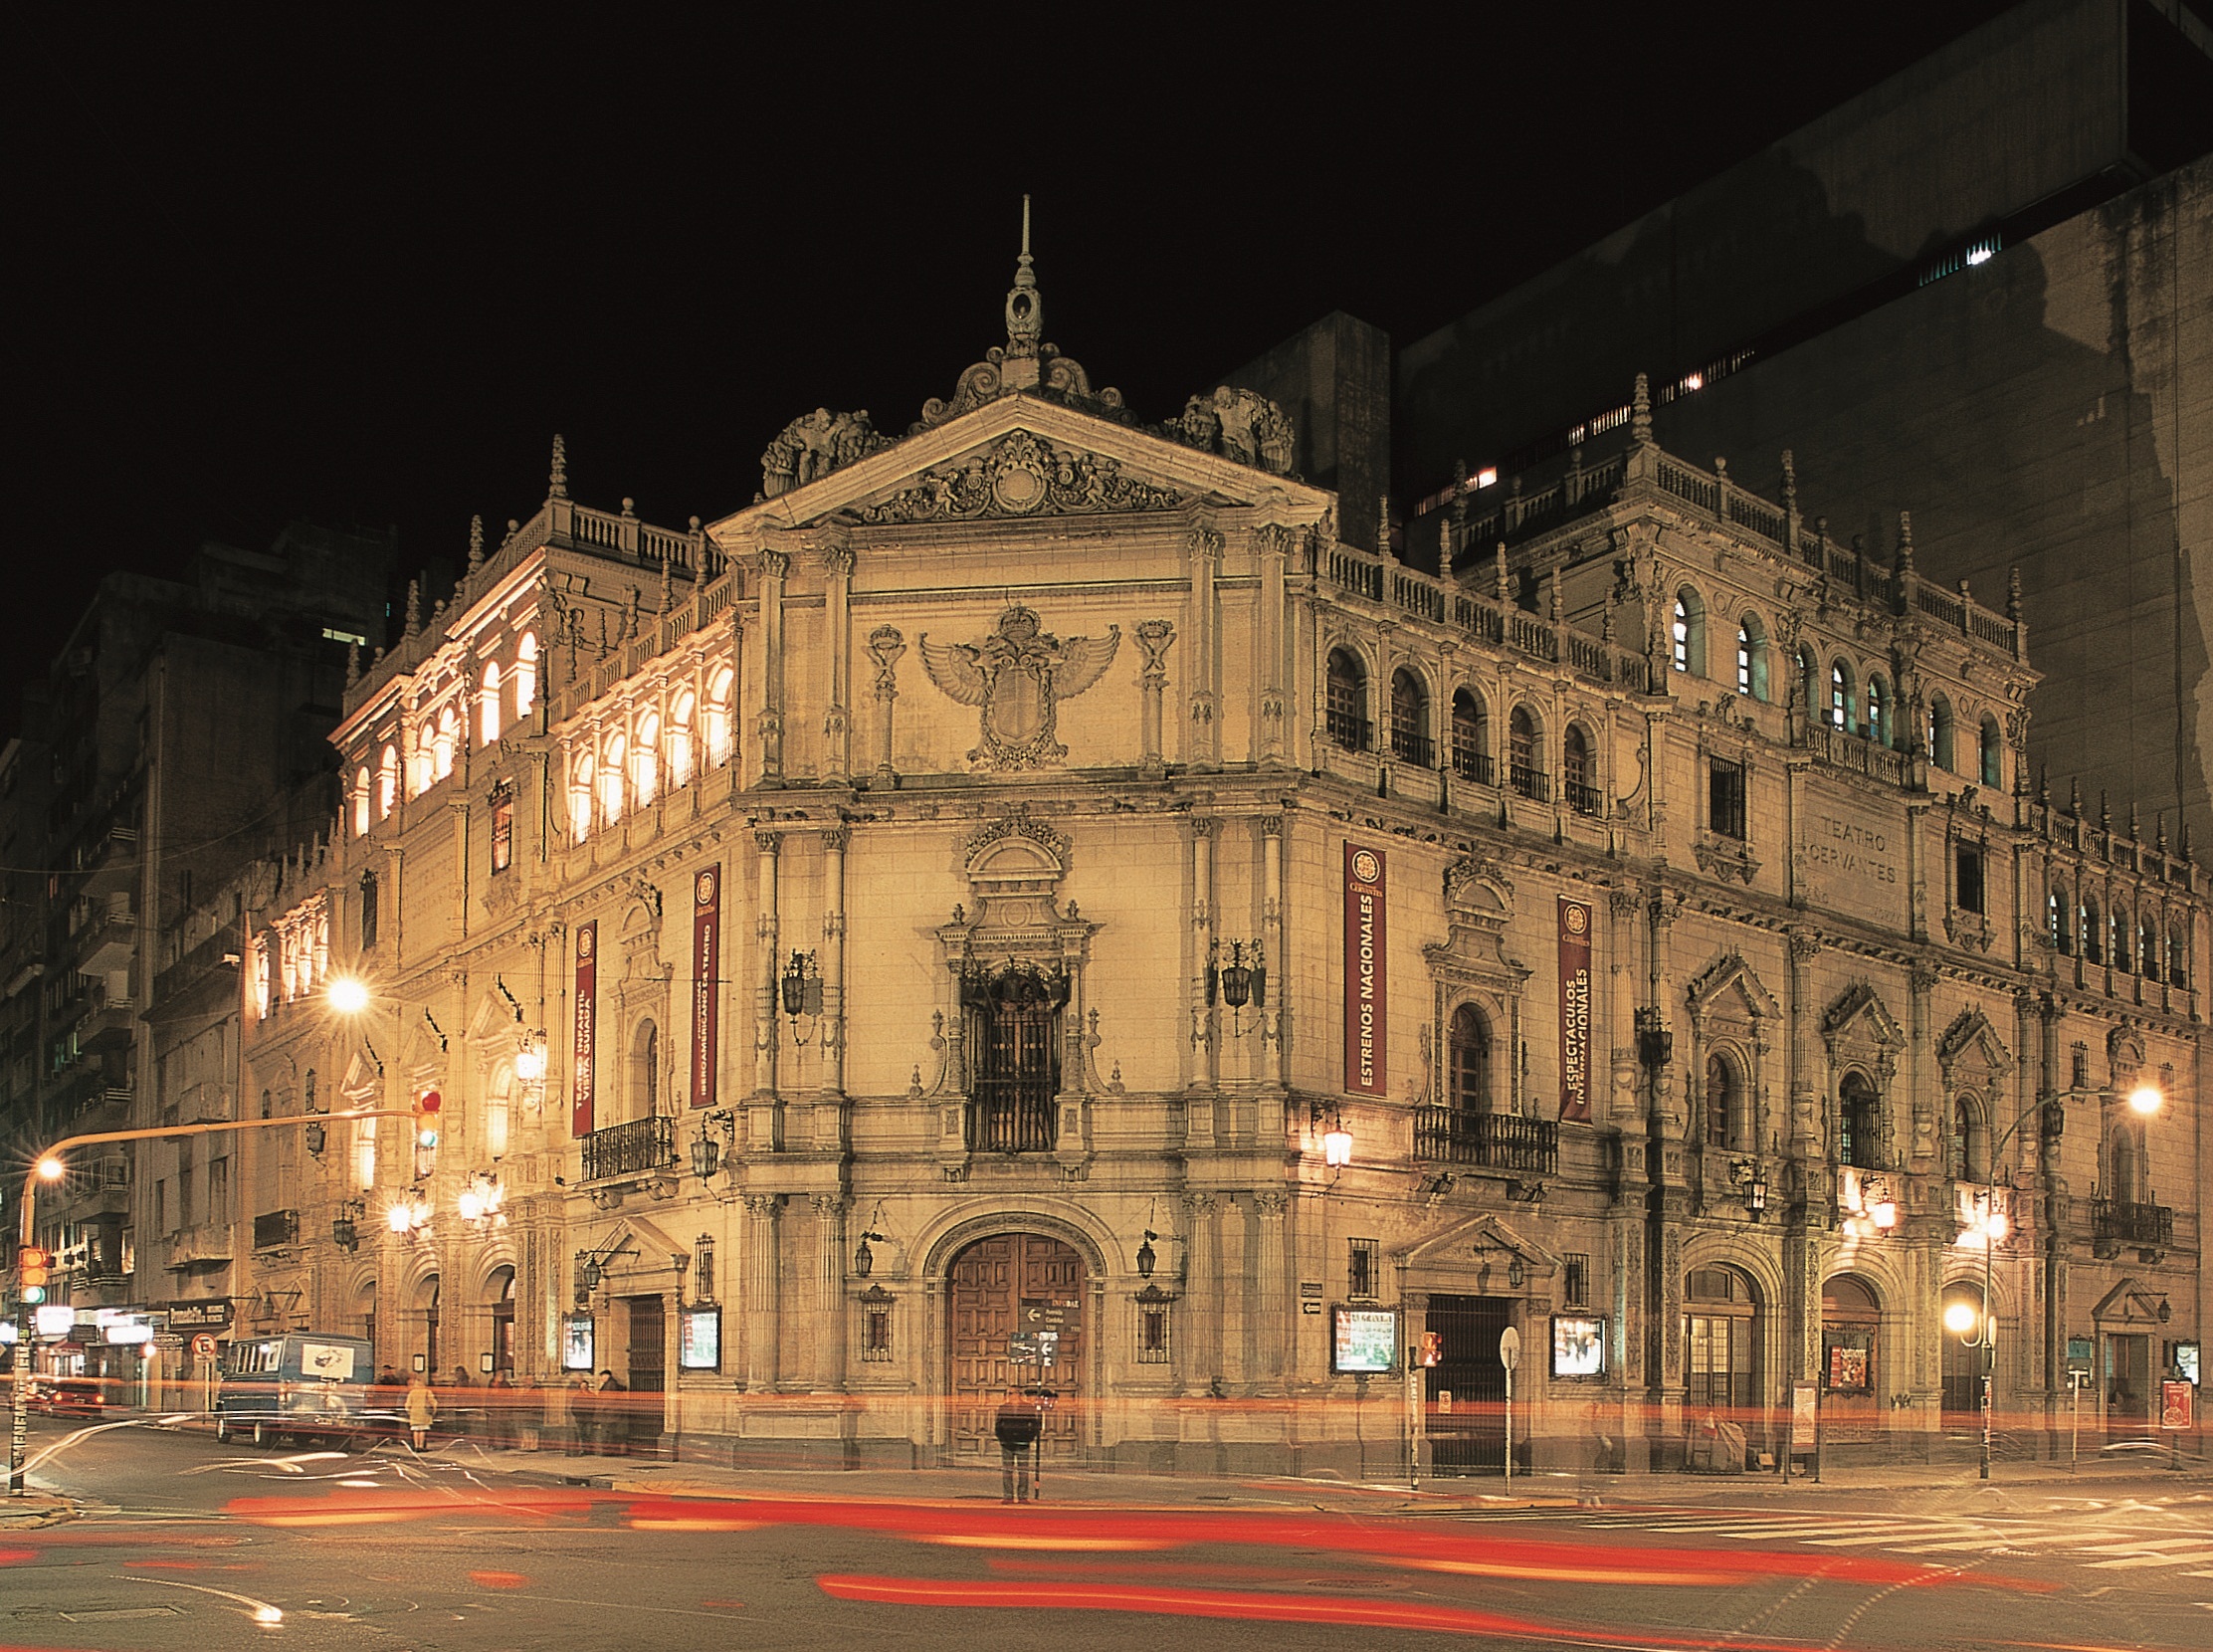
17, 1246, 50, 1291
1417, 1331, 1443, 1368
414, 1090, 442, 1149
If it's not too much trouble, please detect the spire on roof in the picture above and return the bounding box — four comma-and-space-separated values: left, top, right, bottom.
1005, 193, 1041, 359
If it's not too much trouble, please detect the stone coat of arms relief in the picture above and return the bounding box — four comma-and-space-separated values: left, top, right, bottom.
919, 604, 1121, 769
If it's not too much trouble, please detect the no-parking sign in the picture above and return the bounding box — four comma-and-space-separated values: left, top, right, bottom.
190, 1333, 218, 1360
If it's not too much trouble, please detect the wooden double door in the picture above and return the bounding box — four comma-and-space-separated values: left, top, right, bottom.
947, 1233, 1084, 1455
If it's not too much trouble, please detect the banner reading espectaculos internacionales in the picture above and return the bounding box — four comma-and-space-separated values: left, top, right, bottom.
691, 865, 720, 1109
1558, 895, 1593, 1122
572, 921, 597, 1137
1343, 844, 1387, 1097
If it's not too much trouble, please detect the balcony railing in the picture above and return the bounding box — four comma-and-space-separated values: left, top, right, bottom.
1325, 709, 1370, 752
2092, 1198, 2174, 1249
1414, 1107, 1559, 1172
1509, 760, 1549, 802
966, 1084, 1057, 1152
580, 1114, 679, 1182
1564, 777, 1603, 817
253, 1209, 299, 1251
1451, 747, 1494, 786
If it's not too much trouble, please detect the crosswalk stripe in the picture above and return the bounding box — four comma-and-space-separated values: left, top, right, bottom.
2088, 1550, 2213, 1569
2073, 1538, 2212, 1554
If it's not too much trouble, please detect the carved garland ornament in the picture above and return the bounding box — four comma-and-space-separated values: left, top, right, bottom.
856, 429, 1186, 524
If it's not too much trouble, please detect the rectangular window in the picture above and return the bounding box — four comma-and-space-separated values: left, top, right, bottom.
1955, 845, 1984, 915
1137, 1301, 1170, 1364
490, 791, 514, 874
360, 873, 379, 948
1347, 1237, 1378, 1303
863, 1306, 893, 1362
2071, 1043, 2090, 1090
1563, 1253, 1590, 1310
207, 1156, 229, 1217
1710, 758, 1747, 840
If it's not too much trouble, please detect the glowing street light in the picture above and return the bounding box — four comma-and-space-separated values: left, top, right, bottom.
327, 976, 371, 1016
1942, 1299, 1982, 1337
2127, 1083, 2162, 1116
34, 1157, 64, 1183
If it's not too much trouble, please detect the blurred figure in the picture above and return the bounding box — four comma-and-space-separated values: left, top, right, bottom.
449, 1365, 476, 1440
404, 1372, 438, 1452
595, 1369, 627, 1455
485, 1371, 514, 1449
565, 1371, 594, 1456
994, 1387, 1042, 1503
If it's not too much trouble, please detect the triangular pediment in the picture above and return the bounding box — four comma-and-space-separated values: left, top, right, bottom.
1822, 980, 1903, 1048
1398, 1210, 1559, 1280
1687, 950, 1781, 1025
2090, 1277, 2168, 1326
708, 392, 1329, 541
1936, 1007, 2011, 1081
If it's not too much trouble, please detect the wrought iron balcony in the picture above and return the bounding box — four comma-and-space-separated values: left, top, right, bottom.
966, 1084, 1058, 1153
2092, 1198, 2173, 1249
1509, 760, 1549, 802
253, 1209, 299, 1251
1564, 777, 1603, 817
1414, 1107, 1559, 1172
1390, 728, 1434, 768
1325, 708, 1371, 752
580, 1114, 679, 1182
1451, 747, 1494, 786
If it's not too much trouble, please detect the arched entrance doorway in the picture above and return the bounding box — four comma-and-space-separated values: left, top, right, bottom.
947, 1233, 1085, 1457
1939, 1281, 1986, 1425
1820, 1274, 1882, 1443
412, 1275, 441, 1376
488, 1266, 516, 1377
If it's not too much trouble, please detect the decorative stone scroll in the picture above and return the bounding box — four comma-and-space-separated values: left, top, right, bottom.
855, 429, 1185, 524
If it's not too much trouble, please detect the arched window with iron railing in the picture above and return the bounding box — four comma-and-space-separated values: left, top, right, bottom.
1838, 1072, 1881, 1169
1865, 676, 1890, 746
1448, 1002, 1492, 1117
1449, 688, 1490, 784
1325, 648, 1369, 752
1829, 660, 1855, 734
1389, 669, 1431, 767
1562, 723, 1599, 816
960, 960, 1070, 1152
1509, 705, 1546, 800
1706, 1051, 1742, 1150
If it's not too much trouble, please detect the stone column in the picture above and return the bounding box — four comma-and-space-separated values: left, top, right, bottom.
1785, 929, 1821, 1153
742, 1192, 782, 1391
1191, 817, 1219, 1098
1261, 815, 1289, 1087
755, 549, 788, 786
1907, 960, 1938, 1167
814, 826, 849, 1151
821, 544, 853, 781
749, 831, 781, 1128
1256, 524, 1291, 766
1187, 527, 1222, 770
867, 626, 905, 785
449, 798, 471, 940
812, 1193, 846, 1391
1135, 620, 1174, 778
1253, 1191, 1288, 1384
1182, 1192, 1219, 1393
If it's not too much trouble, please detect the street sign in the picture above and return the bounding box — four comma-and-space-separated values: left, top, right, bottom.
2066, 1336, 2094, 1374
2161, 1380, 2193, 1431
190, 1333, 218, 1360
166, 1301, 233, 1332
1499, 1327, 1520, 1371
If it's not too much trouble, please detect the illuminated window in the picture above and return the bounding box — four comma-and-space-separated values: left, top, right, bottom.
515, 632, 538, 719
1979, 714, 2002, 787
704, 667, 734, 767
670, 689, 696, 789
569, 750, 594, 842
634, 711, 660, 806
1829, 661, 1853, 733
2050, 887, 2069, 952
1927, 695, 1955, 770
1865, 677, 1889, 746
2083, 896, 2102, 962
434, 707, 457, 780
1672, 588, 1707, 675
490, 788, 514, 874
377, 745, 397, 818
481, 662, 503, 745
1736, 614, 1768, 700
1838, 1073, 1880, 1169
600, 732, 627, 826
353, 766, 370, 836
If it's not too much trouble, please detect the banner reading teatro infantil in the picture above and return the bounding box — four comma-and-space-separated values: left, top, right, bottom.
572, 921, 597, 1137
1343, 844, 1387, 1097
1557, 896, 1592, 1123
691, 865, 720, 1109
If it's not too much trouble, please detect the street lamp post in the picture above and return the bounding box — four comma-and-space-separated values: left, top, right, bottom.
1954, 1082, 2161, 1481
9, 1106, 415, 1496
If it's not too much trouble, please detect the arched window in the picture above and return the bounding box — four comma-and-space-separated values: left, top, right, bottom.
481, 662, 503, 745
1978, 715, 2002, 787
1829, 660, 1854, 733
1325, 649, 1369, 751
353, 766, 371, 837
1672, 587, 1707, 676
1448, 1002, 1492, 1115
1449, 688, 1490, 784
1865, 676, 1889, 746
1736, 614, 1769, 700
704, 666, 734, 767
1821, 1275, 1880, 1397
633, 710, 660, 806
1508, 705, 1546, 800
670, 689, 696, 789
1706, 1052, 1740, 1149
1389, 669, 1430, 766
1838, 1072, 1880, 1169
377, 745, 398, 818
600, 731, 627, 826
514, 632, 539, 719
2112, 902, 2130, 972
2138, 918, 2158, 980
2109, 1127, 2139, 1204
2051, 887, 2072, 953
2083, 895, 2102, 962
1797, 645, 1820, 718
631, 1018, 660, 1120
2168, 924, 2189, 989
408, 722, 433, 797
434, 706, 457, 780
1685, 1266, 1759, 1414
1928, 694, 1955, 770
1949, 1096, 1982, 1181
1563, 723, 1598, 816
568, 749, 594, 842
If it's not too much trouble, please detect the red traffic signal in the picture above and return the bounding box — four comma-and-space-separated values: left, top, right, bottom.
414, 1090, 442, 1148
1417, 1331, 1443, 1367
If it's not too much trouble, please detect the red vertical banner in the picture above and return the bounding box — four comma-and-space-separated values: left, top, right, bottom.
1558, 896, 1593, 1123
691, 865, 720, 1109
1342, 843, 1387, 1097
571, 921, 597, 1137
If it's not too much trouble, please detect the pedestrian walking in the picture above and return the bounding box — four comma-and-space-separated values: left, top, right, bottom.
595, 1369, 628, 1455
565, 1371, 595, 1455
994, 1388, 1042, 1503
404, 1373, 438, 1452
485, 1371, 514, 1449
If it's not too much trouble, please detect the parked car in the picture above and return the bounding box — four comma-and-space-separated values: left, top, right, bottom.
28, 1377, 105, 1417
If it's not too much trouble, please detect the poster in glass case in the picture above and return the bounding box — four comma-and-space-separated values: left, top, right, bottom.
680, 1307, 721, 1371
562, 1315, 594, 1372
1551, 1315, 1605, 1376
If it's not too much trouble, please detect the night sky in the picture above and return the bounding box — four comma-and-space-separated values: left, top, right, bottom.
11, 4, 2014, 715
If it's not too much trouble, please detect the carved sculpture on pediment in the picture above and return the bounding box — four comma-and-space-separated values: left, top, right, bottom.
919, 605, 1121, 769
760, 408, 893, 499
1169, 386, 1296, 475
856, 429, 1186, 524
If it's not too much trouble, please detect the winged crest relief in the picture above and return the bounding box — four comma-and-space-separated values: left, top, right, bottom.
919, 605, 1120, 769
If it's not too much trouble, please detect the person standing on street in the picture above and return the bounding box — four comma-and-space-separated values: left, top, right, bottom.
595, 1369, 628, 1456
404, 1373, 438, 1453
994, 1388, 1042, 1503
565, 1372, 595, 1455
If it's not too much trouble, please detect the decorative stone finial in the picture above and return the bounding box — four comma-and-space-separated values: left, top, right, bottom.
344, 641, 360, 687
2069, 776, 2082, 816
1494, 542, 1510, 606
2100, 789, 2111, 831
1547, 569, 1564, 624
2129, 801, 2140, 841
1004, 193, 1042, 357
1780, 449, 1797, 509
467, 514, 484, 574
1377, 494, 1392, 555
658, 550, 673, 615
1631, 371, 1652, 445
1959, 577, 1973, 605
404, 578, 421, 637
2183, 822, 2193, 860
2156, 812, 2168, 852
549, 435, 568, 501
1896, 512, 1914, 580
2007, 566, 2023, 622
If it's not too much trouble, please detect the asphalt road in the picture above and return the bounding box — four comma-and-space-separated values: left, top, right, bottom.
4, 1416, 2210, 1651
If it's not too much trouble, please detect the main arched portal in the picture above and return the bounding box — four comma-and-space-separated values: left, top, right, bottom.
947, 1233, 1086, 1457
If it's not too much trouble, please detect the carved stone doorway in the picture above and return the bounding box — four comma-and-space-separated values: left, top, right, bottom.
946, 1233, 1085, 1458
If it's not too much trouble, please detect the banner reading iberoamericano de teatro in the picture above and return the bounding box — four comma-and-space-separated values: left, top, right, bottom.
1343, 844, 1387, 1097
691, 865, 720, 1109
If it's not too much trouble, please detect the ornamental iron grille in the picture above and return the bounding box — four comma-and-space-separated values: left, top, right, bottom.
580, 1114, 679, 1181
960, 959, 1070, 1151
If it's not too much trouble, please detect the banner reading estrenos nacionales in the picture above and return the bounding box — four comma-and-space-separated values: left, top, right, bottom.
1343, 844, 1386, 1098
